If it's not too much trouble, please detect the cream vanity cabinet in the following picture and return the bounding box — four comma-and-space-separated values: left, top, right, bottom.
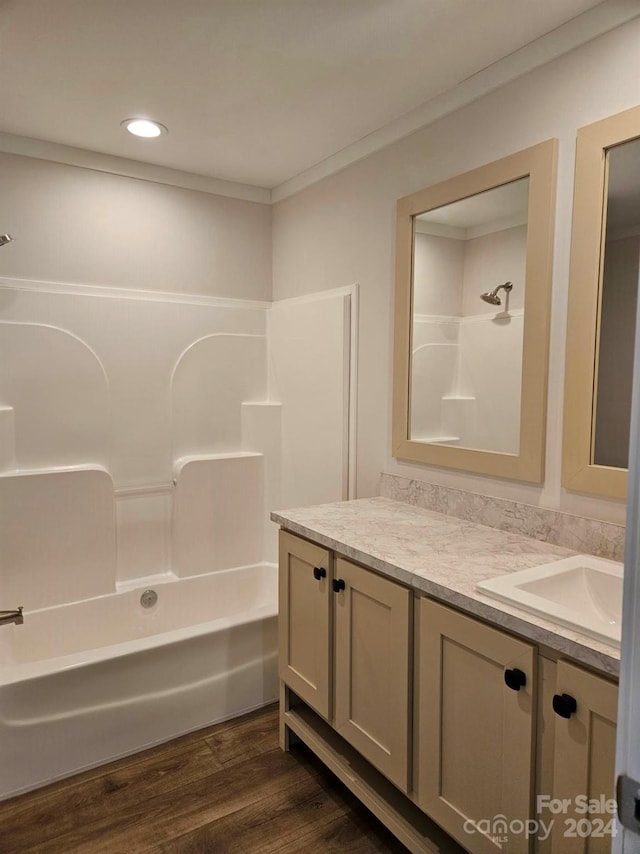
278, 531, 332, 718
278, 529, 619, 854
415, 597, 537, 854
548, 661, 618, 854
413, 601, 618, 854
278, 530, 412, 791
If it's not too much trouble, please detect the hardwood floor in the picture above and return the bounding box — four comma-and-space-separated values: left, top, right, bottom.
0, 704, 408, 853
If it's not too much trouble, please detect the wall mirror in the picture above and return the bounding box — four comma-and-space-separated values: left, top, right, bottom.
563, 106, 640, 499
393, 140, 557, 482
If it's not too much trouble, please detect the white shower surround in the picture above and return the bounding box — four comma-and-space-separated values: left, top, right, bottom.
411, 310, 524, 451
410, 223, 526, 451
0, 277, 356, 796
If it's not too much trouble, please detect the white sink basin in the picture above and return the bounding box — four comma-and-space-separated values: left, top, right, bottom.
477, 555, 623, 645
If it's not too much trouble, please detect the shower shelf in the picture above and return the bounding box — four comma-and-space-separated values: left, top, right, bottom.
413, 435, 460, 444
173, 451, 263, 476
0, 463, 111, 478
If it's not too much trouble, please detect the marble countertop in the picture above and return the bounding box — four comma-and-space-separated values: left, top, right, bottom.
271, 496, 620, 678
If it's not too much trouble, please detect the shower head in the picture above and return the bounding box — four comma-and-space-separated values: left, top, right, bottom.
480, 281, 513, 306
0, 234, 14, 247
480, 291, 502, 306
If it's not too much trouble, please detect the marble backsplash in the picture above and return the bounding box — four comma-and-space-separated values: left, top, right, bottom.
379, 472, 626, 562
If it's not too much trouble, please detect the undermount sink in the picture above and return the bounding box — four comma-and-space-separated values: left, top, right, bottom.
477, 555, 623, 645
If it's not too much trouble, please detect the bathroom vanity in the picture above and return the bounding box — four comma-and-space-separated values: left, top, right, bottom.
272, 497, 619, 854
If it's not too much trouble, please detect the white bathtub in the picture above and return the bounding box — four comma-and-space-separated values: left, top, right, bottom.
0, 563, 278, 801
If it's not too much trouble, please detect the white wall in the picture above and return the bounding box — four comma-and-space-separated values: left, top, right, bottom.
273, 17, 640, 525
413, 233, 464, 316
462, 225, 526, 315
0, 152, 272, 300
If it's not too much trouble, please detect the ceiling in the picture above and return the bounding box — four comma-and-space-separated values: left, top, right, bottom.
0, 0, 623, 190
417, 178, 529, 230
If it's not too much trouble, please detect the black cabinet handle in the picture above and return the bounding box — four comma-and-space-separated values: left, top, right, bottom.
553, 693, 577, 719
504, 668, 527, 691
313, 566, 326, 581
332, 578, 346, 593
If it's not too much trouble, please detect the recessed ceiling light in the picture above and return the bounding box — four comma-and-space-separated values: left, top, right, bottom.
121, 118, 167, 138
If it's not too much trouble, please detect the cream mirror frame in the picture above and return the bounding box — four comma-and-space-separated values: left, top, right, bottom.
562, 106, 640, 500
392, 140, 558, 482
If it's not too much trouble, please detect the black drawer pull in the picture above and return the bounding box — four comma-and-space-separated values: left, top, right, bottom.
313, 566, 326, 581
332, 578, 346, 593
553, 693, 577, 719
504, 668, 527, 691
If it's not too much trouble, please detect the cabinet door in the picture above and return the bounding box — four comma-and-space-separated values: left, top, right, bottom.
549, 661, 617, 854
416, 597, 536, 854
278, 530, 332, 719
333, 557, 411, 792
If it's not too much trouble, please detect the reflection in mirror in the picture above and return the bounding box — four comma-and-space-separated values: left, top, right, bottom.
410, 177, 529, 454
593, 137, 640, 469
394, 139, 556, 482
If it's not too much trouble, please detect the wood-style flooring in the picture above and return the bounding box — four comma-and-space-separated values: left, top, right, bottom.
0, 704, 408, 853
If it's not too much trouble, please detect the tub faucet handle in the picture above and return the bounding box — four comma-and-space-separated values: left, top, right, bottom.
0, 606, 23, 626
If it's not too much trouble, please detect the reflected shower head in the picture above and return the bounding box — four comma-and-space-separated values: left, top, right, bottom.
480, 281, 513, 306
0, 234, 14, 247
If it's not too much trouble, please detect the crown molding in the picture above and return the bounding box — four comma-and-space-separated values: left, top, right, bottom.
271, 0, 640, 203
0, 132, 271, 204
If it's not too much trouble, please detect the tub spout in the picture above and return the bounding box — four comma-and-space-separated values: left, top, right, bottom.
0, 606, 23, 626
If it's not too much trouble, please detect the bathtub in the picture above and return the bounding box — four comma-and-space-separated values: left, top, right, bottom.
0, 563, 278, 801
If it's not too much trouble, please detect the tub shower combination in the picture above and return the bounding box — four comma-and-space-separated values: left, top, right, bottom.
0, 267, 287, 801
0, 229, 355, 801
